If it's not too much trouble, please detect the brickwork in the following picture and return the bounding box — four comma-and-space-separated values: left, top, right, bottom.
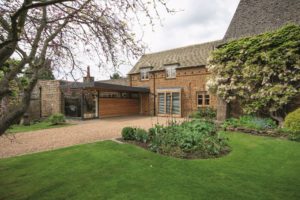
130, 66, 217, 117
140, 93, 150, 115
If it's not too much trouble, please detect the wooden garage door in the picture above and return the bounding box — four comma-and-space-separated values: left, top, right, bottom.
99, 98, 140, 117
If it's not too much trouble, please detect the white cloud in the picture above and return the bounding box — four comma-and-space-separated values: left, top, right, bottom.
142, 0, 240, 52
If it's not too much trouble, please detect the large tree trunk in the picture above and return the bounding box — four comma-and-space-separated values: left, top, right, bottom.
270, 112, 284, 127
0, 42, 18, 68
0, 76, 38, 135
216, 97, 229, 123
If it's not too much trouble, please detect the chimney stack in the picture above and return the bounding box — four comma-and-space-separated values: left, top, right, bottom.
83, 66, 94, 83
87, 66, 91, 78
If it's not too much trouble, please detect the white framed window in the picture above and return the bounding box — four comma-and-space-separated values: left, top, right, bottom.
197, 91, 210, 107
165, 65, 177, 79
140, 68, 150, 80
157, 91, 181, 115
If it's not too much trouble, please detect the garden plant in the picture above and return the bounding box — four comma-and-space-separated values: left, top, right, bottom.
207, 24, 300, 124
121, 120, 230, 159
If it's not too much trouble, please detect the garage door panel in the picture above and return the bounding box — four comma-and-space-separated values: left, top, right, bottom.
99, 98, 139, 117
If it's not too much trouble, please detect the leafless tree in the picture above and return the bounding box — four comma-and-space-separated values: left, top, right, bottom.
0, 0, 172, 134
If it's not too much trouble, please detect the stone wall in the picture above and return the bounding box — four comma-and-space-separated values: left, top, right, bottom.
26, 87, 41, 121
40, 80, 62, 117
26, 80, 62, 120
130, 66, 217, 117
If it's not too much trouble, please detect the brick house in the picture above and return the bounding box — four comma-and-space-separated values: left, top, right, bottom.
128, 41, 222, 117
26, 0, 300, 120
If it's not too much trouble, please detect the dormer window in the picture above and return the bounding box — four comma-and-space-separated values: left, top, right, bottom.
140, 68, 150, 80
165, 65, 177, 79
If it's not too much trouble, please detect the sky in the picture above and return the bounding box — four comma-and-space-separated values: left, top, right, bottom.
84, 0, 240, 80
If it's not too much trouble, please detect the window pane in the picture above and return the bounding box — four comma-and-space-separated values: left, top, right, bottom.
166, 93, 171, 114
171, 68, 176, 77
140, 68, 150, 80
165, 66, 177, 78
131, 93, 139, 99
172, 92, 180, 114
121, 93, 129, 98
197, 94, 203, 106
83, 92, 96, 116
205, 94, 210, 105
99, 92, 120, 98
158, 93, 165, 114
166, 68, 171, 78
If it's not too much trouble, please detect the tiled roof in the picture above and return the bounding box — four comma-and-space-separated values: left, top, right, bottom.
60, 81, 149, 93
224, 0, 300, 40
97, 78, 129, 86
129, 41, 222, 74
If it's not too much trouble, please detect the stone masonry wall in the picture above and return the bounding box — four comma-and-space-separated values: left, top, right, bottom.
130, 66, 217, 117
26, 80, 62, 120
26, 86, 41, 120
39, 80, 62, 118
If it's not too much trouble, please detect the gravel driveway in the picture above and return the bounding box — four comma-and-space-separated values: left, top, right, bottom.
0, 116, 172, 158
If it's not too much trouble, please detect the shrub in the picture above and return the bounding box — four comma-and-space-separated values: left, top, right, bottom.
189, 107, 216, 120
284, 108, 300, 132
149, 120, 230, 158
221, 118, 239, 129
223, 115, 277, 130
284, 108, 300, 141
121, 127, 136, 140
207, 24, 300, 121
135, 128, 149, 143
48, 113, 65, 125
148, 127, 156, 139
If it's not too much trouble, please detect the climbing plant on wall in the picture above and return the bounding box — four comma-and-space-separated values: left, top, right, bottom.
207, 24, 300, 123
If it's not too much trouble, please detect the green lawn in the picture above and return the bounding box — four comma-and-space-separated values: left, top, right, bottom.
6, 121, 73, 134
0, 132, 299, 200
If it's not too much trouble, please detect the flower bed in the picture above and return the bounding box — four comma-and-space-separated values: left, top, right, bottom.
121, 120, 231, 159
221, 115, 295, 140
224, 127, 288, 138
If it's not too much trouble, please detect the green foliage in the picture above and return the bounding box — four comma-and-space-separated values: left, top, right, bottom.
284, 108, 300, 140
37, 67, 55, 80
149, 120, 230, 158
24, 64, 55, 80
1, 135, 300, 199
48, 113, 66, 125
122, 127, 149, 143
1, 59, 20, 75
207, 24, 300, 119
135, 128, 149, 143
7, 121, 71, 134
121, 127, 136, 140
189, 107, 216, 120
284, 108, 300, 132
110, 72, 122, 79
222, 115, 277, 130
148, 127, 156, 139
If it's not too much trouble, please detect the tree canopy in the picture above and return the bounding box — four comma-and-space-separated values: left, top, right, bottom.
207, 24, 300, 122
0, 0, 172, 134
110, 72, 122, 80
